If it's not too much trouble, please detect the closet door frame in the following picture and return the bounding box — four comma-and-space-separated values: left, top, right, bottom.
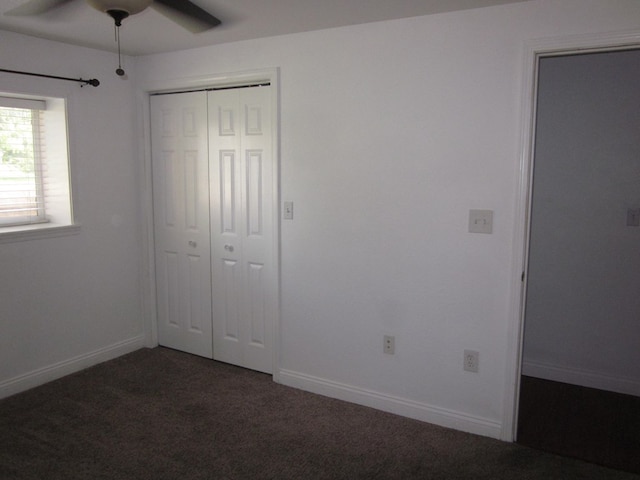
140, 68, 281, 381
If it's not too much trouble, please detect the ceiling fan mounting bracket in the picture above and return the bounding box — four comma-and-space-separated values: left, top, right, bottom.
86, 0, 153, 16
107, 9, 129, 26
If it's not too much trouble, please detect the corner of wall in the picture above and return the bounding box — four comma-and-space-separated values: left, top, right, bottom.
0, 335, 146, 400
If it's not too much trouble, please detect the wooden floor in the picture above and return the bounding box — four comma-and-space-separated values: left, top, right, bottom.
517, 376, 640, 474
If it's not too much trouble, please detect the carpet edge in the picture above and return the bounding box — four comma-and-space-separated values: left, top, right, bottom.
278, 368, 503, 440
0, 335, 147, 400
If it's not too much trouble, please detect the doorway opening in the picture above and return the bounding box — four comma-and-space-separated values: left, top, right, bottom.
516, 47, 640, 473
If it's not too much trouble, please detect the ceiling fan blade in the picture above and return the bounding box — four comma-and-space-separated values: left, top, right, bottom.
152, 0, 221, 33
5, 0, 74, 15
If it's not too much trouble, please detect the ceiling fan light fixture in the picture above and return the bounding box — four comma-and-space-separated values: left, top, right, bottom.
86, 0, 153, 15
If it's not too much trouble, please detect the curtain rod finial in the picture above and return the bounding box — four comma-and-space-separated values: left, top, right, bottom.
81, 78, 100, 87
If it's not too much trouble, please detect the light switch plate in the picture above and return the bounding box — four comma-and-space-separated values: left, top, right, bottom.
469, 210, 493, 234
284, 201, 294, 220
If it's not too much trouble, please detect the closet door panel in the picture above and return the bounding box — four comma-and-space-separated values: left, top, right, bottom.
151, 91, 213, 358
209, 86, 274, 373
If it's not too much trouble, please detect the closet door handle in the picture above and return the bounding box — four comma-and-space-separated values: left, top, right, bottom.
224, 244, 234, 252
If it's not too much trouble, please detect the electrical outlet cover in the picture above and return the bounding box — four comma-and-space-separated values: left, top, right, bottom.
464, 349, 479, 373
384, 335, 395, 355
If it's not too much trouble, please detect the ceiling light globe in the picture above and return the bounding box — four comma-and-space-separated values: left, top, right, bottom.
86, 0, 153, 15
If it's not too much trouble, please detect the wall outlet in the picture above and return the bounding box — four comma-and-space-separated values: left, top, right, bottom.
463, 349, 479, 373
384, 335, 395, 355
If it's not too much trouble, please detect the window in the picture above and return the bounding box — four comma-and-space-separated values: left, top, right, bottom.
0, 100, 45, 226
0, 94, 76, 240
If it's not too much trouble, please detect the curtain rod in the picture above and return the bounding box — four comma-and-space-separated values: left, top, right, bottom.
0, 68, 100, 87
151, 82, 271, 96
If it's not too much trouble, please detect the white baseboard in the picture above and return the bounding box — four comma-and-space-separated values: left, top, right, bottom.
278, 369, 502, 440
0, 335, 146, 400
522, 360, 640, 397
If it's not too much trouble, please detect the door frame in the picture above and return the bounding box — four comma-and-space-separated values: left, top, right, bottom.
501, 31, 640, 442
138, 68, 281, 380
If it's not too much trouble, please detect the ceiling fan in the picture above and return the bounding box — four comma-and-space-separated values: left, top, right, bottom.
7, 0, 222, 75
7, 0, 221, 32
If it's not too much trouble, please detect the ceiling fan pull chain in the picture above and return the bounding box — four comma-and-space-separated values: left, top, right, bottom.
115, 23, 125, 76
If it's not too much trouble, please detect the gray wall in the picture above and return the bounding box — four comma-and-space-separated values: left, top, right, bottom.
0, 31, 145, 396
137, 0, 640, 438
523, 49, 640, 395
3, 0, 640, 441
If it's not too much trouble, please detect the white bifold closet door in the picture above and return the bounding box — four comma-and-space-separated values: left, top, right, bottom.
151, 85, 274, 374
151, 91, 213, 359
208, 86, 274, 374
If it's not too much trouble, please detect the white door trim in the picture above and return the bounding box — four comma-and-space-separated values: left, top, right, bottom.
501, 30, 640, 442
501, 31, 640, 442
138, 68, 281, 380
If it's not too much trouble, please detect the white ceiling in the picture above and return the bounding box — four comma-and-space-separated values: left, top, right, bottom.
0, 0, 529, 56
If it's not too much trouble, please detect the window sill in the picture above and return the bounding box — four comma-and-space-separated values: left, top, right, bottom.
0, 223, 81, 244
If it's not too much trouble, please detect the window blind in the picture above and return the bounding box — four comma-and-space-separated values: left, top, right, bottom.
0, 102, 47, 226
0, 96, 46, 110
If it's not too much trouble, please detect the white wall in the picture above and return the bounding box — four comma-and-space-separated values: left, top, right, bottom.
0, 31, 145, 397
523, 50, 640, 396
1, 0, 639, 441
135, 0, 640, 440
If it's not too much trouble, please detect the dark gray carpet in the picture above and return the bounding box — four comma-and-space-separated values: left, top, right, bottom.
1, 347, 638, 480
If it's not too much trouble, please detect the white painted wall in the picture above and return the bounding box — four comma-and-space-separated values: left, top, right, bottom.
135, 0, 640, 439
2, 0, 639, 441
0, 31, 145, 396
522, 50, 640, 396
